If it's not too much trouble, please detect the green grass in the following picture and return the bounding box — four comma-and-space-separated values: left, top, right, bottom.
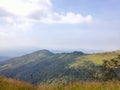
70, 50, 120, 68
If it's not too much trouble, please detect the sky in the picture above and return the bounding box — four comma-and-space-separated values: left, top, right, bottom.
0, 0, 120, 55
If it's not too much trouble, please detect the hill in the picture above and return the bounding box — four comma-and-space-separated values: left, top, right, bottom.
70, 50, 120, 68
0, 56, 10, 61
0, 49, 120, 84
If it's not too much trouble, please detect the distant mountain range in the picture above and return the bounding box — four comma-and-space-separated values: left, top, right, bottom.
0, 49, 120, 84
0, 48, 104, 57
0, 56, 10, 61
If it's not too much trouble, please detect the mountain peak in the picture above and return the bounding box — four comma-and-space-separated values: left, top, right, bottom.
71, 51, 85, 55
34, 49, 54, 56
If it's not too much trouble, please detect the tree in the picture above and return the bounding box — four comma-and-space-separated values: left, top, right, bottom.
92, 55, 120, 81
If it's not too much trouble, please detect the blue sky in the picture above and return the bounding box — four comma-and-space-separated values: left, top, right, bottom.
0, 0, 120, 53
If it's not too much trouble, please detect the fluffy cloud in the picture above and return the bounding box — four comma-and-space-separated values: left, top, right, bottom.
0, 0, 93, 49
0, 0, 93, 25
37, 12, 93, 24
0, 0, 40, 16
0, 32, 9, 37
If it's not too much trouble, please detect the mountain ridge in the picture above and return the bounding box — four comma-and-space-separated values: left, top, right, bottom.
0, 56, 11, 61
0, 49, 120, 84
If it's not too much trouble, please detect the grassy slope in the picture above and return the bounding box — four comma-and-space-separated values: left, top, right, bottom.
70, 50, 120, 68
0, 76, 120, 90
0, 76, 36, 90
37, 81, 120, 90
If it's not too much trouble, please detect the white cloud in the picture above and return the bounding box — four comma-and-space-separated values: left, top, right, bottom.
38, 12, 93, 24
3, 17, 14, 24
0, 16, 32, 32
0, 0, 93, 50
0, 0, 93, 49
0, 0, 93, 24
0, 32, 9, 37
0, 0, 39, 16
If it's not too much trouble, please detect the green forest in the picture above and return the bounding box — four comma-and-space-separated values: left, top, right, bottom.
0, 50, 120, 90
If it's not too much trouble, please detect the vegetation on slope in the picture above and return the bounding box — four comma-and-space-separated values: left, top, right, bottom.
0, 50, 87, 84
92, 55, 120, 81
37, 81, 120, 90
0, 50, 120, 84
0, 50, 120, 90
0, 76, 120, 90
0, 76, 36, 90
69, 50, 120, 67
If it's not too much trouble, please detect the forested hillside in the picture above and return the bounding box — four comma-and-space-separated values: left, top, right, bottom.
0, 50, 120, 84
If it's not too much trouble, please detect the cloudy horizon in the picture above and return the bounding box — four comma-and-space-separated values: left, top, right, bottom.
0, 0, 120, 54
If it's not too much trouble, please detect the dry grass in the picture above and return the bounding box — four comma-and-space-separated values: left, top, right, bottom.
37, 81, 120, 90
0, 76, 120, 90
0, 76, 36, 90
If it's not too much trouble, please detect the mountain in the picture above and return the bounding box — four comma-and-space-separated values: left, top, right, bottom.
0, 56, 10, 61
0, 49, 120, 84
0, 49, 86, 84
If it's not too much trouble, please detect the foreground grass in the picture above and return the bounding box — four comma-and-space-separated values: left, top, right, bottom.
0, 76, 36, 90
37, 81, 120, 90
0, 76, 120, 90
